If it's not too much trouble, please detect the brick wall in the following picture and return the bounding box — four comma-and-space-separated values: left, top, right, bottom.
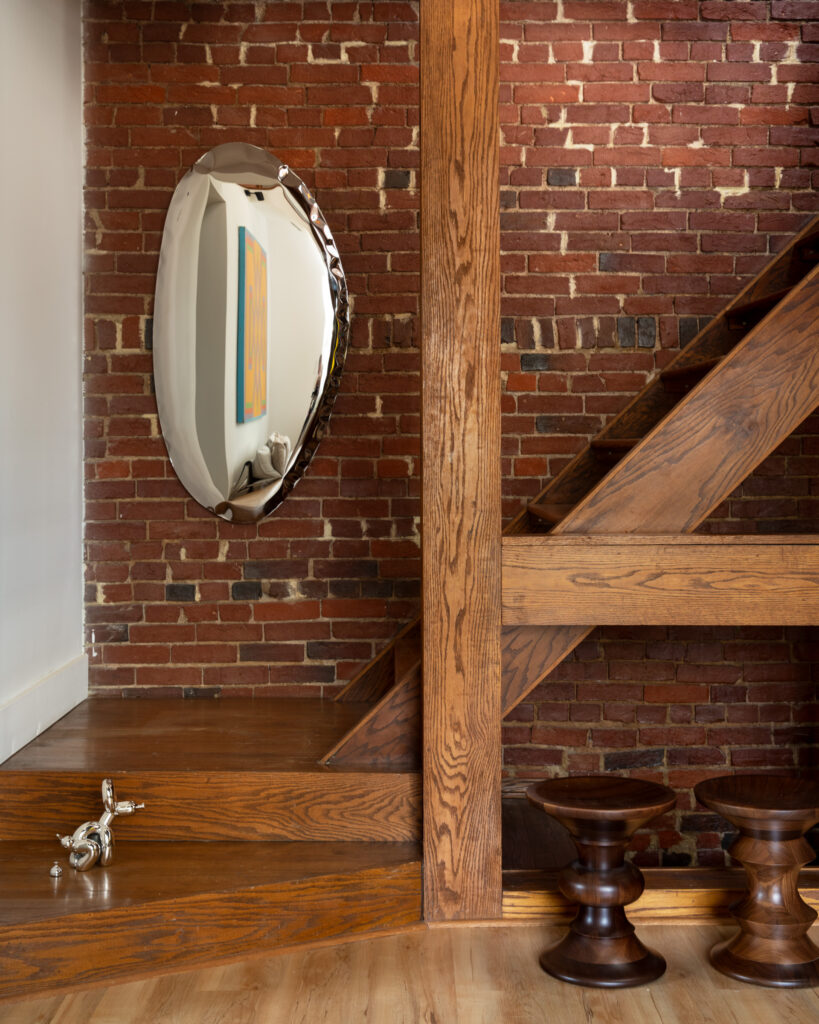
83, 0, 818, 864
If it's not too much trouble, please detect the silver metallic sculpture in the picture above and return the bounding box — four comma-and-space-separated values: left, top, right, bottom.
57, 778, 144, 871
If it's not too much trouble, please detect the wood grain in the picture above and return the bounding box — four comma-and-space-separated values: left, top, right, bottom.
5, 923, 819, 1023
420, 0, 502, 921
695, 774, 819, 986
503, 535, 819, 626
0, 697, 374, 773
321, 669, 421, 769
0, 841, 421, 1001
0, 769, 421, 842
502, 868, 819, 924
334, 621, 420, 703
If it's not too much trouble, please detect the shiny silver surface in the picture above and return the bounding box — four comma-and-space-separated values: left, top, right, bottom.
57, 778, 144, 872
154, 142, 349, 523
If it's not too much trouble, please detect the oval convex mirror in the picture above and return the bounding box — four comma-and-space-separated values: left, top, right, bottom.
153, 142, 349, 522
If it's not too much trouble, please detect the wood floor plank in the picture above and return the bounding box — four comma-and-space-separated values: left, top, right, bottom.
6, 924, 819, 1023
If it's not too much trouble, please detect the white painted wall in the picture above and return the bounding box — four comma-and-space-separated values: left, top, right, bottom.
0, 0, 86, 762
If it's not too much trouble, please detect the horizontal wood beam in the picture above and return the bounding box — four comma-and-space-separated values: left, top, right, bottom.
503, 867, 819, 924
503, 535, 819, 626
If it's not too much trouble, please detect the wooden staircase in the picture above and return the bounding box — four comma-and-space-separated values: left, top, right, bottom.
0, 700, 421, 1000
322, 214, 819, 766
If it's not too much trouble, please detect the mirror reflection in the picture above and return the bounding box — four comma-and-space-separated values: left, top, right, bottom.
154, 142, 349, 522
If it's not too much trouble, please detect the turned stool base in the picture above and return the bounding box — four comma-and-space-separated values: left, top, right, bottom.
710, 940, 819, 989
540, 922, 667, 989
527, 776, 676, 989
695, 773, 819, 989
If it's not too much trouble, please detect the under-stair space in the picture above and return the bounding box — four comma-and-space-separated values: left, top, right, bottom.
0, 699, 421, 1000
320, 214, 819, 771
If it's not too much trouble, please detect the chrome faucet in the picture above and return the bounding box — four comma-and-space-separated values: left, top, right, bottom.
57, 778, 145, 871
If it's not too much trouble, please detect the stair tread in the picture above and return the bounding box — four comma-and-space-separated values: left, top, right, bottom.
660, 356, 721, 383
527, 501, 574, 525
0, 840, 422, 1000
0, 840, 421, 929
726, 285, 791, 325
1, 697, 377, 774
589, 437, 639, 451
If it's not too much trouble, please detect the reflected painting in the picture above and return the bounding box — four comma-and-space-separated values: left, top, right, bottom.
237, 226, 268, 424
153, 143, 349, 522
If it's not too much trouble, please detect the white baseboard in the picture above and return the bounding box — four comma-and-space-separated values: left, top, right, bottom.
0, 654, 88, 764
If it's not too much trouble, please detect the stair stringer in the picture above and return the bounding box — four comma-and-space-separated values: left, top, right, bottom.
323, 250, 819, 764
501, 262, 819, 714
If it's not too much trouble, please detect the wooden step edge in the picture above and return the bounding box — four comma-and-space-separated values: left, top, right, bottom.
725, 285, 791, 328
335, 619, 420, 703
0, 842, 422, 1002
793, 225, 819, 261
502, 867, 819, 925
320, 670, 421, 769
0, 770, 422, 843
659, 355, 721, 386
526, 501, 573, 527
589, 437, 639, 453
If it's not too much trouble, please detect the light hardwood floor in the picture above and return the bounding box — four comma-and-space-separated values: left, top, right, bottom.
5, 923, 819, 1023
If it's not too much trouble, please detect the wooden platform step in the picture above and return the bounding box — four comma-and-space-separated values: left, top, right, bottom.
0, 840, 421, 1001
503, 867, 819, 924
0, 699, 421, 842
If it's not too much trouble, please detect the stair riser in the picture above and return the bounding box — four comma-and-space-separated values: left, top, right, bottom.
0, 771, 421, 842
0, 861, 422, 1001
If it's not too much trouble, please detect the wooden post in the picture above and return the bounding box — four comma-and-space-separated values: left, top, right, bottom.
420, 0, 502, 921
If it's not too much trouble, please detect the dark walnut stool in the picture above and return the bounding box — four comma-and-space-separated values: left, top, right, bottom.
526, 775, 676, 988
694, 773, 819, 988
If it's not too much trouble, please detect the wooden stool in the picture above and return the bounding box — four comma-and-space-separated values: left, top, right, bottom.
526, 775, 676, 988
695, 773, 819, 988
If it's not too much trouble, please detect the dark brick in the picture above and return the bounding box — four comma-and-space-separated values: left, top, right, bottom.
661, 851, 692, 867
637, 316, 656, 349
383, 169, 411, 189
679, 316, 700, 346
182, 686, 222, 699
143, 316, 153, 350
231, 581, 263, 600
547, 167, 578, 187
520, 353, 553, 371
603, 748, 664, 770
165, 584, 196, 601
617, 316, 636, 348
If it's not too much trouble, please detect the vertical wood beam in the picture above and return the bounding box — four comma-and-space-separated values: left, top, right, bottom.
420, 0, 502, 921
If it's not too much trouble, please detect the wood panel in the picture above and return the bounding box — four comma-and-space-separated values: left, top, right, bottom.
503, 535, 819, 626
321, 669, 421, 769
335, 621, 420, 703
0, 770, 421, 842
501, 264, 819, 713
503, 868, 819, 924
0, 841, 421, 1001
420, 0, 502, 920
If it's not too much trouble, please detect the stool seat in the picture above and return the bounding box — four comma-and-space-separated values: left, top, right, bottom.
695, 773, 819, 988
528, 775, 676, 823
526, 775, 675, 989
